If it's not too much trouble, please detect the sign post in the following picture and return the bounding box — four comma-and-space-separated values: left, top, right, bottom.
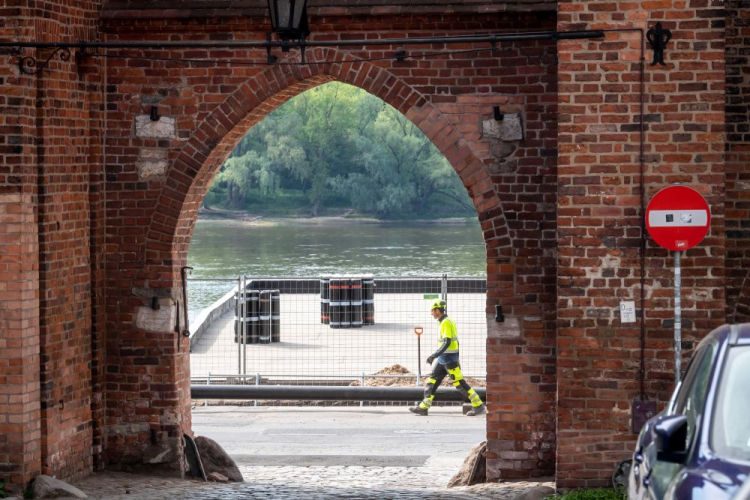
646, 185, 710, 385
673, 250, 681, 384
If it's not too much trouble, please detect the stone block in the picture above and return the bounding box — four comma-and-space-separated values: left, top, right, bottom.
487, 315, 521, 338
32, 475, 87, 499
516, 486, 556, 500
108, 423, 150, 436
138, 148, 169, 179
135, 305, 177, 333
447, 441, 486, 487
195, 436, 244, 482
135, 115, 176, 139
482, 113, 523, 142
143, 437, 181, 465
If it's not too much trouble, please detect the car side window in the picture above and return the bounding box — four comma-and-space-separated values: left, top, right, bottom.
672, 343, 716, 446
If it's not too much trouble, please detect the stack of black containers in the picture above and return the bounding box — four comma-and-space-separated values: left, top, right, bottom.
320, 275, 374, 328
235, 288, 281, 344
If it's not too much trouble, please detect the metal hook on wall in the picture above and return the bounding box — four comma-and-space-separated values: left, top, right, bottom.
646, 22, 672, 66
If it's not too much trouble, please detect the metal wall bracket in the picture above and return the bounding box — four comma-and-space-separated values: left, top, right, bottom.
646, 22, 672, 66
14, 46, 72, 75
181, 266, 193, 338
494, 304, 505, 322
266, 33, 278, 64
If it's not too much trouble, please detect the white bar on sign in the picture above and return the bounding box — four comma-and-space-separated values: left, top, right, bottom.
648, 209, 708, 227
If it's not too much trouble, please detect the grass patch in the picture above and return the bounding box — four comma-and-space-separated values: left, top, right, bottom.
546, 488, 626, 500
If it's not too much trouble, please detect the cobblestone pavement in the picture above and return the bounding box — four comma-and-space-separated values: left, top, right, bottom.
70, 468, 554, 499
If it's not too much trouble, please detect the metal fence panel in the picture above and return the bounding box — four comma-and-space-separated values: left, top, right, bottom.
188, 275, 486, 404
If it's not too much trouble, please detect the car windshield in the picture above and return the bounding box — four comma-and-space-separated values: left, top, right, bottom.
711, 345, 750, 462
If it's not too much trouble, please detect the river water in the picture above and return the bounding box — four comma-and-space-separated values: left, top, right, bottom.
186, 218, 486, 318
187, 219, 486, 278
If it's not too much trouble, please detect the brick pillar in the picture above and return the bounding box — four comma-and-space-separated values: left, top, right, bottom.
0, 12, 43, 488
725, 2, 750, 321
0, 193, 42, 490
556, 1, 726, 489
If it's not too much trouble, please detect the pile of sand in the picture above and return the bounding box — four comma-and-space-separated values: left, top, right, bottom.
349, 364, 486, 388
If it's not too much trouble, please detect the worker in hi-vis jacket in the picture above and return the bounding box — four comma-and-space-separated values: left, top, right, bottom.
409, 299, 486, 416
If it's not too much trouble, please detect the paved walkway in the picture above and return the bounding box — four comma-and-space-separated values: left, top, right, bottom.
64, 407, 554, 499
70, 470, 554, 499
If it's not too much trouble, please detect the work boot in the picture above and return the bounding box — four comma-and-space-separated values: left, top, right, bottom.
466, 404, 486, 417
409, 406, 428, 416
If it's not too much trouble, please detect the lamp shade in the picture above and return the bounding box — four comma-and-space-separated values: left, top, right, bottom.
267, 0, 310, 40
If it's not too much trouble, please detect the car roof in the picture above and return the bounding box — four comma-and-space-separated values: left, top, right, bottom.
697, 323, 750, 349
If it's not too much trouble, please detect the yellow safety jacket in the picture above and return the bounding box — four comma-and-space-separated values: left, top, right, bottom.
438, 315, 459, 353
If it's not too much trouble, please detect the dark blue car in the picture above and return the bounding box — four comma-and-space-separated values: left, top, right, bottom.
628, 323, 750, 500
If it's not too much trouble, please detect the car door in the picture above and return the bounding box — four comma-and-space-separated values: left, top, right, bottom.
634, 342, 717, 500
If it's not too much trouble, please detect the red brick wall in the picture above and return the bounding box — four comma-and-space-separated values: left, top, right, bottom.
101, 0, 558, 18
0, 1, 42, 489
0, 0, 43, 486
1, 0, 741, 489
725, 1, 750, 322
0, 0, 103, 489
556, 1, 726, 489
0, 193, 41, 489
101, 10, 560, 479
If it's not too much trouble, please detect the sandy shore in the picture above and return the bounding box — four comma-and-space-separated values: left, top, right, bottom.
197, 208, 475, 227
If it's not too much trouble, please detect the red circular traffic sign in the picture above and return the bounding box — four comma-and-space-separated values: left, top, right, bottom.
646, 185, 710, 251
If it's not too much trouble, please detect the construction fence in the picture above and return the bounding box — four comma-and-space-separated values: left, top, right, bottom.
188, 275, 487, 404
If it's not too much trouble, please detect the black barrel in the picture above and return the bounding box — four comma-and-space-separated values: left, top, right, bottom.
234, 290, 252, 343
271, 289, 280, 342
329, 278, 344, 328
340, 278, 351, 328
247, 289, 260, 344
320, 277, 330, 324
349, 278, 363, 328
258, 290, 272, 344
362, 275, 375, 325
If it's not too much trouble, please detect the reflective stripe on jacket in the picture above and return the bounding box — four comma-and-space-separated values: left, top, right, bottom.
438, 315, 459, 353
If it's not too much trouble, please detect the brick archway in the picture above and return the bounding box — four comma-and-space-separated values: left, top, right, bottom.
139, 48, 556, 480
1, 1, 738, 491
145, 48, 509, 266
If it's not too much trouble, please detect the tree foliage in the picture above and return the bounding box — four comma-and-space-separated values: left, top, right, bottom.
207, 82, 473, 218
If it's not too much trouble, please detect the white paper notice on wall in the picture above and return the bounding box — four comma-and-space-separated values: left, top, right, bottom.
620, 301, 636, 323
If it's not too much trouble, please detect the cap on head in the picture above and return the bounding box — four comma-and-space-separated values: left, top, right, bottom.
431, 299, 447, 312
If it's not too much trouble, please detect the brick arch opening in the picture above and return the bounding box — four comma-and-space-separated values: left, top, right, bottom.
130, 47, 554, 481
146, 49, 510, 267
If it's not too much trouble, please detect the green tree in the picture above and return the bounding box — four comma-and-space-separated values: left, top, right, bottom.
287, 83, 362, 215
332, 106, 473, 217
206, 81, 473, 218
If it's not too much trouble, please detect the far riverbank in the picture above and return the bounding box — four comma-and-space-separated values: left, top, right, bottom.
197, 207, 477, 227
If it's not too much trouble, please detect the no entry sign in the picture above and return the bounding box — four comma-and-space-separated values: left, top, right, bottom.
646, 185, 710, 251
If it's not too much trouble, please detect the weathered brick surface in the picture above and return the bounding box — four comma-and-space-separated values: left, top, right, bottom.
33, 10, 104, 486
0, 0, 103, 491
0, 4, 43, 489
100, 0, 558, 19
556, 0, 726, 489
0, 0, 746, 492
0, 194, 41, 489
725, 0, 750, 321
101, 10, 559, 480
